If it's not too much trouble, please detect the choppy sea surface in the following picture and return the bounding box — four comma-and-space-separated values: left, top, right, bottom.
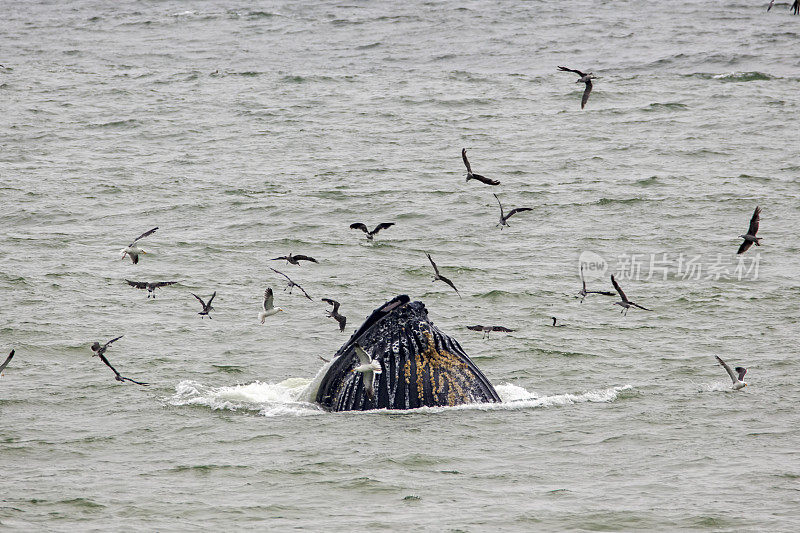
2, 1, 800, 530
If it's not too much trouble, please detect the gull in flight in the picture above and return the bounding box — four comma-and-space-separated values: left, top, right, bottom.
322, 298, 347, 332
270, 267, 312, 300
715, 356, 747, 391
120, 227, 158, 264
259, 287, 283, 324
191, 291, 216, 318
91, 335, 124, 358
466, 325, 513, 339
353, 343, 382, 401
461, 148, 500, 186
557, 66, 597, 109
0, 350, 14, 377
737, 206, 762, 254
493, 193, 532, 229
125, 280, 177, 299
578, 264, 616, 302
426, 253, 461, 298
611, 275, 651, 316
271, 253, 318, 265
90, 336, 148, 386
768, 0, 774, 10
350, 222, 394, 241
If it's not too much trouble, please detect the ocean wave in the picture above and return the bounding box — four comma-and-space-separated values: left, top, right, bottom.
689, 71, 773, 82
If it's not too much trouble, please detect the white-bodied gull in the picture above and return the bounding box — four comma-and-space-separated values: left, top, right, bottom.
120, 227, 158, 264
259, 287, 283, 324
353, 343, 382, 401
715, 355, 747, 391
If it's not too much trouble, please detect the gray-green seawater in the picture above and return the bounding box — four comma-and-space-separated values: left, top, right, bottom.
2, 0, 800, 530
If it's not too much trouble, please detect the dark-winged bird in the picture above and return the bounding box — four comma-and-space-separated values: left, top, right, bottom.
322, 298, 347, 332
120, 226, 158, 264
557, 66, 596, 109
426, 253, 461, 298
611, 275, 651, 316
737, 206, 762, 254
493, 193, 532, 229
125, 280, 177, 298
271, 253, 318, 265
0, 350, 14, 376
91, 335, 124, 358
259, 287, 283, 324
95, 354, 149, 386
462, 148, 500, 186
270, 268, 312, 300
467, 325, 513, 339
90, 337, 148, 386
191, 291, 216, 318
578, 264, 616, 302
715, 355, 747, 391
768, 0, 774, 11
350, 222, 394, 241
793, 0, 799, 15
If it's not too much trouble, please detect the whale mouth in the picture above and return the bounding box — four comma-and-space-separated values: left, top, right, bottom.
314, 295, 501, 412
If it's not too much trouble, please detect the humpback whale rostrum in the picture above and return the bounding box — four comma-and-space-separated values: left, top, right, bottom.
315, 295, 501, 411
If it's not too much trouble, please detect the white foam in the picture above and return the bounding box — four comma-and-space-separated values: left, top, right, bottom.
168, 379, 324, 416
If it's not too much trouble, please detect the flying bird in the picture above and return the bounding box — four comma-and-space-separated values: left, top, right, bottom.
0, 350, 14, 377
95, 353, 149, 386
715, 355, 747, 391
271, 253, 318, 265
426, 253, 461, 298
270, 268, 312, 300
493, 193, 532, 229
557, 66, 596, 109
578, 264, 616, 302
737, 206, 762, 254
350, 222, 394, 241
353, 343, 382, 401
91, 335, 124, 358
611, 275, 651, 316
125, 280, 177, 298
191, 291, 216, 318
461, 148, 500, 186
551, 317, 566, 327
120, 227, 158, 264
768, 0, 774, 10
466, 325, 513, 339
793, 0, 799, 15
259, 287, 283, 324
322, 298, 347, 332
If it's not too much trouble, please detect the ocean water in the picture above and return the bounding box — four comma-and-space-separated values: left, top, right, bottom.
2, 0, 800, 530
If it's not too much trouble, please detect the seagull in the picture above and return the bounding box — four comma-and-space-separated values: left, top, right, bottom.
611, 275, 651, 316
551, 317, 566, 327
461, 148, 500, 186
270, 267, 312, 300
271, 253, 318, 265
259, 287, 283, 324
191, 291, 216, 318
0, 350, 14, 377
466, 325, 513, 339
125, 280, 177, 298
493, 193, 532, 229
95, 353, 149, 386
353, 343, 382, 401
350, 222, 394, 241
737, 206, 762, 254
557, 66, 596, 109
91, 335, 124, 358
120, 227, 158, 264
767, 0, 774, 10
322, 298, 347, 332
426, 253, 461, 298
715, 355, 747, 391
578, 264, 616, 302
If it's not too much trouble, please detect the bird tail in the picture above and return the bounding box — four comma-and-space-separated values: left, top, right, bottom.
370, 361, 382, 374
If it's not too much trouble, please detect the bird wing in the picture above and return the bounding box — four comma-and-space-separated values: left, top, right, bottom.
98, 353, 122, 378
126, 280, 147, 289
715, 355, 738, 384
471, 173, 501, 186
493, 193, 505, 219
336, 314, 346, 332
354, 344, 371, 366
263, 287, 274, 310
735, 367, 747, 381
120, 376, 150, 386
466, 325, 483, 331
737, 239, 753, 255
426, 253, 441, 277
581, 79, 593, 109
768, 0, 774, 10
362, 371, 376, 400
103, 335, 124, 350
506, 207, 533, 220
439, 274, 461, 298
611, 275, 628, 302
153, 281, 177, 288
296, 284, 313, 301
322, 298, 340, 313
207, 292, 216, 306
270, 267, 291, 282
580, 264, 587, 291
270, 256, 288, 261
558, 66, 586, 77
491, 326, 513, 332
0, 350, 14, 373
293, 254, 318, 263
350, 223, 369, 234
461, 148, 472, 173
587, 290, 617, 296
747, 206, 761, 236
129, 226, 158, 246
372, 222, 395, 234
190, 292, 206, 306
631, 302, 651, 311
